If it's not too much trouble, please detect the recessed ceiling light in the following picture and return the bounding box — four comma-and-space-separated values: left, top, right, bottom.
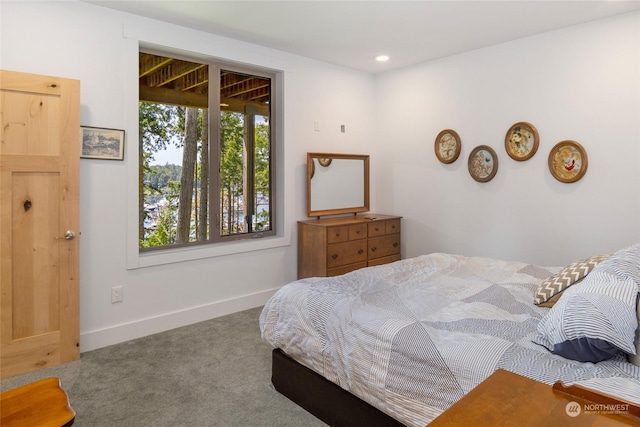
375, 55, 390, 62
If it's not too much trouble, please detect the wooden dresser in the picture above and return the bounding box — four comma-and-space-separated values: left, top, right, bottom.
297, 214, 401, 279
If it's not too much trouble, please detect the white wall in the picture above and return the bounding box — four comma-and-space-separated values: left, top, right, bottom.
374, 12, 640, 266
3, 1, 639, 352
1, 1, 376, 351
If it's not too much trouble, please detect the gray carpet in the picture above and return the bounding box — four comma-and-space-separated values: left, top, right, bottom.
1, 306, 326, 427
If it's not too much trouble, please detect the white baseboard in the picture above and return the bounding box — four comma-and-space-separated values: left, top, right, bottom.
79, 288, 279, 352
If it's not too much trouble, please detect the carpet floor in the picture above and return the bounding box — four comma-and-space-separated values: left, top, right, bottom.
1, 306, 327, 427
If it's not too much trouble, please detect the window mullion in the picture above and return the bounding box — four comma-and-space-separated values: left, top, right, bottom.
209, 64, 222, 242
245, 106, 257, 233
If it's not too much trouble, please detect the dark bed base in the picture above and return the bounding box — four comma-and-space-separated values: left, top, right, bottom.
271, 348, 407, 427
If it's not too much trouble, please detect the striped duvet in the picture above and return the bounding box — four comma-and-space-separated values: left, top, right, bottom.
260, 253, 640, 426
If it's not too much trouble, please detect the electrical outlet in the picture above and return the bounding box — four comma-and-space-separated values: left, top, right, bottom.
111, 286, 123, 303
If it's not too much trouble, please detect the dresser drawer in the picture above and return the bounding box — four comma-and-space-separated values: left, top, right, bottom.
327, 226, 349, 243
327, 240, 368, 268
385, 219, 401, 235
349, 223, 367, 240
368, 254, 401, 267
368, 221, 387, 237
368, 234, 400, 260
327, 223, 367, 243
328, 262, 367, 277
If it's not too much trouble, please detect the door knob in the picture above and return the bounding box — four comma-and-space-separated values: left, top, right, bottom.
62, 230, 76, 240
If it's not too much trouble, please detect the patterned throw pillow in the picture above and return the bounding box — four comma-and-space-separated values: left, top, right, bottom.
533, 254, 610, 307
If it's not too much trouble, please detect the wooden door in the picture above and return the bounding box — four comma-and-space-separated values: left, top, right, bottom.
0, 70, 80, 379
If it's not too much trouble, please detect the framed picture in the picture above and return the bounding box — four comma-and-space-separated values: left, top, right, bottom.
468, 145, 498, 183
434, 129, 461, 164
548, 140, 588, 183
80, 126, 125, 160
505, 122, 539, 161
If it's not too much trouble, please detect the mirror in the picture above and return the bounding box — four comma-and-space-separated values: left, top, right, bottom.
307, 152, 370, 217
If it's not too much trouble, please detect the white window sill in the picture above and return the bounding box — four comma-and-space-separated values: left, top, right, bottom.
128, 234, 291, 270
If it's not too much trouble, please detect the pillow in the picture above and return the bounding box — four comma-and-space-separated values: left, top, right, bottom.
594, 244, 640, 289
533, 254, 609, 307
532, 269, 638, 363
595, 244, 640, 365
630, 295, 640, 367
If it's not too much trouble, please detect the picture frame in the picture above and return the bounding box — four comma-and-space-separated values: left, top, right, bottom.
80, 126, 125, 160
434, 129, 461, 164
505, 122, 539, 161
468, 145, 498, 183
548, 140, 588, 183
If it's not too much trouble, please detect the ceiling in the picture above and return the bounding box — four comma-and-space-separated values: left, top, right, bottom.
87, 1, 640, 73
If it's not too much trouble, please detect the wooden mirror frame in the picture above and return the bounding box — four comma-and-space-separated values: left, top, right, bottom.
307, 152, 370, 217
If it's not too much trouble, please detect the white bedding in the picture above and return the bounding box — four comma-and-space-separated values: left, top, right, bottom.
260, 253, 640, 426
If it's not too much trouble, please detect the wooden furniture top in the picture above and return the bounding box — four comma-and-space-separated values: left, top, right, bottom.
1, 377, 75, 427
428, 369, 640, 427
299, 214, 401, 226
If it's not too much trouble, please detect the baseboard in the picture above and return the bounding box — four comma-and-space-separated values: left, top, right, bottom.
79, 287, 279, 352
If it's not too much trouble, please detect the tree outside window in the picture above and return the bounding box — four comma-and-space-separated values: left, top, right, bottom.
139, 52, 275, 250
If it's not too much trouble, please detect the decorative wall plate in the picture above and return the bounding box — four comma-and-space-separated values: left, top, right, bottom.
468, 145, 498, 183
505, 122, 539, 161
548, 140, 588, 183
434, 129, 461, 164
310, 157, 333, 178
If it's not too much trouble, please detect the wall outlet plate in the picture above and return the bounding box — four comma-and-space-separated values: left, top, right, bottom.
111, 286, 123, 303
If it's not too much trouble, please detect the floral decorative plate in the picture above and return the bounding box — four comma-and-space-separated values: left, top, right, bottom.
548, 140, 588, 183
435, 129, 461, 164
468, 145, 498, 183
505, 122, 539, 161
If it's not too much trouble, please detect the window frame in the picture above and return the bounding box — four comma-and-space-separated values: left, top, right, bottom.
138, 49, 278, 253
210, 62, 277, 243
125, 44, 292, 270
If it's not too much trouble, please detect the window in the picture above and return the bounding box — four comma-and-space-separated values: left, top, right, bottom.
139, 51, 276, 251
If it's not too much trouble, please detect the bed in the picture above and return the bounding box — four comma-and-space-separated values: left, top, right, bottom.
260, 245, 640, 426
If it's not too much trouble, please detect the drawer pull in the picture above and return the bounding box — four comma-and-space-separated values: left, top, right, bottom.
374, 227, 380, 231
331, 254, 338, 259
335, 233, 341, 237
358, 249, 364, 254
393, 242, 398, 248
371, 247, 377, 252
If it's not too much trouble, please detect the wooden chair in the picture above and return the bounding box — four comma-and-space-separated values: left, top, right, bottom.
1, 378, 75, 427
